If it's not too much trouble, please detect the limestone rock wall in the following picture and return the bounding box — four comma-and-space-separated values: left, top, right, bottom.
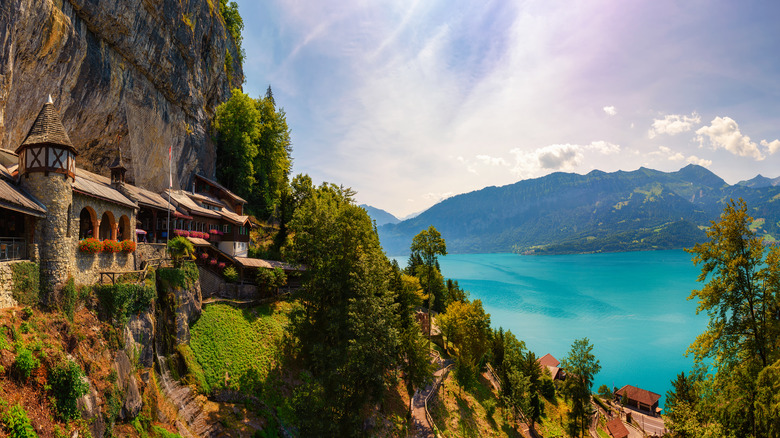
0, 0, 243, 191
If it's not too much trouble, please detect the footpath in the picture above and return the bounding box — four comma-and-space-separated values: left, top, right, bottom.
411, 353, 453, 438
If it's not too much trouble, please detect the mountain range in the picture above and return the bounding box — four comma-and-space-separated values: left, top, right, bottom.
376, 165, 780, 255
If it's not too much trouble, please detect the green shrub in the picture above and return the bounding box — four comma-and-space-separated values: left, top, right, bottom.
256, 268, 286, 295
157, 262, 199, 290
10, 262, 39, 306
13, 348, 38, 381
152, 425, 184, 438
50, 360, 89, 421
2, 403, 38, 438
223, 266, 238, 283
94, 283, 156, 326
167, 237, 194, 268
20, 308, 33, 320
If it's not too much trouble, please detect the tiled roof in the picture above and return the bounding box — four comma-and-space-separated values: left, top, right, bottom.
538, 353, 560, 368
188, 191, 226, 208
186, 237, 211, 247
16, 99, 75, 153
123, 183, 170, 210
615, 385, 661, 406
233, 256, 302, 271
166, 190, 222, 219
606, 418, 629, 438
219, 207, 249, 225
195, 174, 247, 204
73, 168, 136, 209
0, 163, 46, 217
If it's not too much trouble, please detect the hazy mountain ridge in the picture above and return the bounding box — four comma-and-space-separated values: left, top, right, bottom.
359, 204, 400, 226
378, 165, 780, 255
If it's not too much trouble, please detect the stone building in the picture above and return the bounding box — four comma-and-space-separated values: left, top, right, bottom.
0, 97, 279, 304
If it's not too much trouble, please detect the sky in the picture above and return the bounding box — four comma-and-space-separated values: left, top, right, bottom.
233, 0, 780, 218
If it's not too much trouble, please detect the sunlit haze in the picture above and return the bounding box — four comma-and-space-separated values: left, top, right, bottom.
235, 0, 780, 217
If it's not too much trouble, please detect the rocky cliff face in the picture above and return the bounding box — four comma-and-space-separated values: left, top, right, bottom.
0, 0, 243, 191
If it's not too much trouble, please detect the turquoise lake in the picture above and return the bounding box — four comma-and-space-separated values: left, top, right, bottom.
401, 250, 708, 409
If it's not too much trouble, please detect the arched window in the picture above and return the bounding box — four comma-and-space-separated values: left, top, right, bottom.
118, 215, 131, 242
79, 207, 97, 239
99, 211, 116, 240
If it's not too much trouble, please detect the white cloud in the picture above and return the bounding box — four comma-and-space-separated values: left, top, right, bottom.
476, 155, 510, 166
603, 105, 617, 116
587, 140, 620, 154
509, 140, 619, 177
761, 139, 780, 155
648, 146, 703, 164
648, 112, 701, 138
686, 155, 712, 167
696, 117, 764, 160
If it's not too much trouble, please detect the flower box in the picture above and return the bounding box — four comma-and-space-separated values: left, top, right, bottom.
102, 240, 122, 253
174, 229, 190, 237
79, 238, 103, 254
209, 259, 217, 266
120, 239, 136, 253
217, 262, 226, 269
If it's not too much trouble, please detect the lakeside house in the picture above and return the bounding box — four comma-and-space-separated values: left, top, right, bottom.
606, 417, 629, 438
0, 97, 295, 304
615, 384, 662, 416
538, 353, 564, 380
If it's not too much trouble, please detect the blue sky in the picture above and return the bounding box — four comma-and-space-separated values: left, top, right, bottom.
234, 0, 780, 217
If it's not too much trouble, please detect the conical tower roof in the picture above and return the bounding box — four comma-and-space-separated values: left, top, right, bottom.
16, 96, 75, 154
110, 146, 126, 170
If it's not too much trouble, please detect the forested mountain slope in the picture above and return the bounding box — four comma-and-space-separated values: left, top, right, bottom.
378, 165, 780, 255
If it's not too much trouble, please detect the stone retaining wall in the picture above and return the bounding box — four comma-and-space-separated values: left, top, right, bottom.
198, 266, 258, 300
136, 243, 168, 267
74, 251, 135, 285
0, 262, 18, 308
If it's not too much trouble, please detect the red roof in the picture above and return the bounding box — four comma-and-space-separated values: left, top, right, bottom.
606, 418, 629, 438
538, 353, 560, 368
615, 385, 661, 406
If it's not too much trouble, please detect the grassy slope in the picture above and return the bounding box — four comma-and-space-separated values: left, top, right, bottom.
189, 301, 298, 394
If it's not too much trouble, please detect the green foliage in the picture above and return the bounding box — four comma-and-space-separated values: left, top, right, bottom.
222, 266, 239, 283
255, 267, 286, 294
190, 302, 294, 394
94, 283, 156, 326
597, 384, 613, 401
286, 181, 400, 435
438, 299, 491, 383
157, 262, 199, 290
10, 262, 38, 306
152, 425, 184, 438
50, 360, 89, 421
218, 0, 244, 60
561, 338, 601, 438
2, 403, 38, 438
176, 344, 210, 394
167, 237, 194, 268
13, 348, 38, 381
410, 225, 447, 312
664, 199, 780, 437
214, 88, 292, 217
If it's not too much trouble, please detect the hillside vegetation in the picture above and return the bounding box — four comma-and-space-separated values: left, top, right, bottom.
378, 165, 780, 255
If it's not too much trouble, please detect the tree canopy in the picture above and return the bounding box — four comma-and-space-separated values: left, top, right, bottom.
664, 198, 780, 437
213, 87, 292, 218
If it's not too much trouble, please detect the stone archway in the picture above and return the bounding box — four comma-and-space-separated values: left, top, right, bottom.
99, 211, 116, 240
79, 206, 98, 239
118, 215, 132, 242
